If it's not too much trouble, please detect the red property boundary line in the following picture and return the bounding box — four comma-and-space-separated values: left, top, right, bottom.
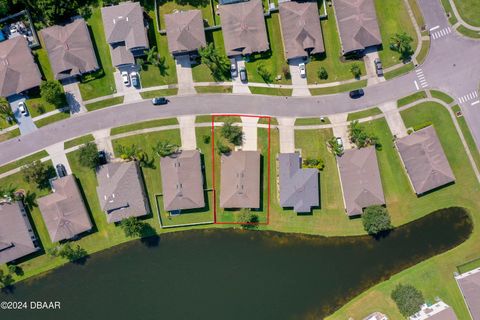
211, 114, 271, 225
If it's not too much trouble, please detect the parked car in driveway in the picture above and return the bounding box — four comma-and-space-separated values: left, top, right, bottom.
151, 97, 168, 105
18, 101, 28, 116
239, 67, 247, 82
349, 89, 364, 99
130, 71, 140, 87
121, 71, 130, 86
299, 63, 306, 78
98, 150, 107, 166
374, 58, 383, 76
230, 60, 238, 77
56, 164, 67, 178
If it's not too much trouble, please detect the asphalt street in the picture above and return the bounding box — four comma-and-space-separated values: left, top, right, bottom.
0, 0, 479, 167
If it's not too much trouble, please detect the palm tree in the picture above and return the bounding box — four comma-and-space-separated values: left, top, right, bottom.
145, 46, 159, 66
0, 97, 15, 125
152, 141, 178, 157
390, 32, 413, 59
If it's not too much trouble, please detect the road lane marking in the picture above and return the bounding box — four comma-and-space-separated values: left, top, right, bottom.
430, 25, 440, 31
459, 91, 480, 104
472, 100, 480, 106
414, 81, 419, 90
431, 27, 451, 40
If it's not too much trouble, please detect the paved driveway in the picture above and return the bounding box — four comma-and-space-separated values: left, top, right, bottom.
8, 94, 37, 135
175, 55, 196, 95
288, 58, 310, 97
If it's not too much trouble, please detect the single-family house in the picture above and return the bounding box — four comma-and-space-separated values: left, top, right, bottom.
41, 18, 99, 80
219, 0, 269, 57
332, 0, 382, 55
160, 150, 205, 212
38, 175, 93, 242
0, 37, 42, 97
101, 1, 149, 67
220, 150, 260, 208
396, 126, 455, 195
0, 201, 39, 264
164, 10, 206, 56
337, 146, 385, 216
278, 0, 325, 60
409, 300, 458, 320
456, 268, 480, 320
278, 153, 319, 213
96, 161, 150, 223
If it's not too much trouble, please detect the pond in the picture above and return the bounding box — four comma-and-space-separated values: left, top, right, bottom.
0, 207, 473, 320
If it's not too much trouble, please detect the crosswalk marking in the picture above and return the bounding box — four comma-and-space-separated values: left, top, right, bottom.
459, 91, 479, 104
431, 27, 451, 40
414, 68, 428, 89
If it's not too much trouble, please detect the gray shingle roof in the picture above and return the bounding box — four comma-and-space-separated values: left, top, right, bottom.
0, 201, 39, 264
278, 0, 325, 60
425, 307, 458, 320
278, 153, 319, 212
96, 161, 149, 223
337, 146, 385, 216
220, 151, 260, 208
219, 0, 269, 56
41, 18, 99, 80
333, 0, 382, 54
101, 1, 149, 66
38, 175, 93, 242
457, 271, 480, 320
396, 126, 455, 195
0, 37, 42, 97
165, 10, 206, 55
160, 150, 205, 211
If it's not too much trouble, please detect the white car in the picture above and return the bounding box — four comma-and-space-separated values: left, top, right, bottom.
299, 63, 306, 78
18, 101, 28, 116
121, 71, 130, 86
130, 71, 139, 87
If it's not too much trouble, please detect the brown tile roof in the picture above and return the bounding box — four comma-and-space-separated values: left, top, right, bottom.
165, 10, 206, 55
220, 151, 260, 208
160, 150, 205, 211
333, 0, 382, 54
96, 161, 149, 223
41, 18, 99, 80
101, 1, 149, 66
0, 201, 39, 264
278, 153, 319, 212
278, 0, 325, 60
0, 37, 42, 97
396, 126, 455, 195
457, 270, 480, 320
38, 175, 93, 242
337, 146, 385, 216
219, 0, 269, 56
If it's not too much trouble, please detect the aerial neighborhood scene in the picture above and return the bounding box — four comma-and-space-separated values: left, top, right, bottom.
1, 0, 480, 319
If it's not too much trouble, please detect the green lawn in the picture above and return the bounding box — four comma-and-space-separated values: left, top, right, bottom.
306, 5, 366, 84
34, 112, 70, 128
195, 86, 232, 94
64, 134, 95, 150
294, 118, 323, 126
33, 47, 54, 81
347, 107, 382, 121
0, 150, 49, 175
195, 115, 213, 123
374, 0, 418, 68
407, 0, 425, 28
78, 7, 116, 101
309, 80, 367, 96
245, 14, 291, 85
440, 0, 458, 25
397, 91, 427, 107
158, 0, 215, 28
452, 105, 480, 171
452, 0, 480, 27
456, 26, 480, 39
138, 9, 177, 87
0, 128, 20, 143
416, 40, 430, 65
25, 96, 58, 118
85, 96, 124, 111
249, 87, 292, 96
457, 256, 480, 274
259, 117, 278, 125
191, 29, 230, 83
140, 88, 178, 99
430, 90, 454, 104
383, 62, 414, 80
110, 118, 179, 136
